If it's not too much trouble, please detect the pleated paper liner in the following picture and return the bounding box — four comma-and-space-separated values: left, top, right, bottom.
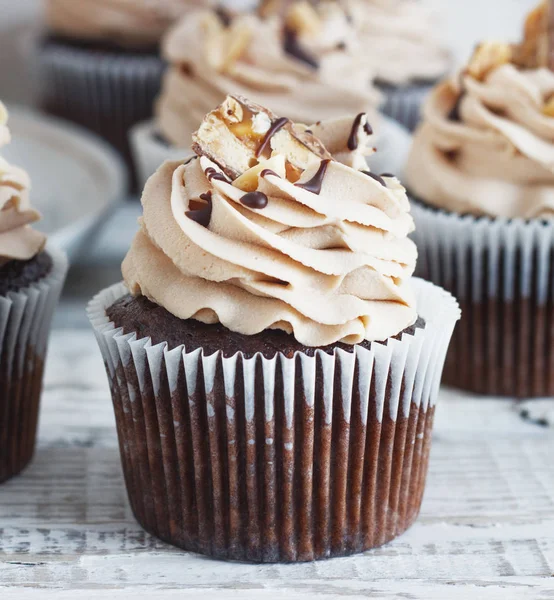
87, 279, 459, 562
0, 246, 68, 483
378, 82, 434, 133
412, 199, 554, 398
39, 39, 166, 188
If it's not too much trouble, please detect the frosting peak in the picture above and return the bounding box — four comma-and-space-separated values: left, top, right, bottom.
124, 96, 417, 346
156, 4, 380, 148
0, 103, 46, 266
407, 6, 554, 220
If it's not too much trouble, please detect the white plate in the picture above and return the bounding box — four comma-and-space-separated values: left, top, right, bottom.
3, 108, 128, 261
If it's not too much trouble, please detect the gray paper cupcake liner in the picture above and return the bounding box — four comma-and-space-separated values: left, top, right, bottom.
378, 83, 434, 132
39, 39, 166, 184
0, 245, 68, 483
87, 278, 459, 562
412, 200, 554, 397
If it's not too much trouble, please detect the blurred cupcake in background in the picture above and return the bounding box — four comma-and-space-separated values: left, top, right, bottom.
130, 0, 380, 186
406, 0, 554, 397
347, 0, 452, 131
39, 0, 211, 184
0, 101, 68, 483
90, 94, 459, 562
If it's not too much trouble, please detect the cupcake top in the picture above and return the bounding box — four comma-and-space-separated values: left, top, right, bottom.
155, 2, 380, 147
0, 103, 46, 267
124, 95, 417, 346
345, 0, 451, 86
407, 1, 554, 219
46, 0, 205, 48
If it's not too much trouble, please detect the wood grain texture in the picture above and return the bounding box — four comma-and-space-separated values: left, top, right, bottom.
0, 330, 553, 597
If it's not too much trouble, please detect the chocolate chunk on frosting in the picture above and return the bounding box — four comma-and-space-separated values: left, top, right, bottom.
124, 96, 417, 346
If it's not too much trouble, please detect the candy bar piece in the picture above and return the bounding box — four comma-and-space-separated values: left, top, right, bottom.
466, 41, 513, 81
191, 95, 332, 180
513, 0, 554, 70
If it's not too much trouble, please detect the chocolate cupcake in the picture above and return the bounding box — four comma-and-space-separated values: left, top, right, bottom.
0, 102, 68, 483
130, 1, 381, 187
406, 1, 554, 398
39, 0, 205, 184
346, 0, 452, 131
89, 95, 459, 562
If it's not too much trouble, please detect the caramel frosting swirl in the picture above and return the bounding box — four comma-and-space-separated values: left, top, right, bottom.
407, 64, 554, 219
46, 0, 204, 48
346, 0, 451, 86
156, 6, 380, 147
0, 103, 46, 265
124, 111, 417, 346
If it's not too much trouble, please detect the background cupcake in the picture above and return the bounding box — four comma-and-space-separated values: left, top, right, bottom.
406, 1, 554, 397
0, 101, 68, 483
347, 0, 452, 131
90, 95, 459, 562
130, 0, 380, 186
39, 0, 208, 184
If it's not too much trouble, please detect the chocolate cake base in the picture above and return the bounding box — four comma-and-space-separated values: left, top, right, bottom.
97, 293, 439, 562
0, 248, 67, 483
0, 353, 45, 483
0, 252, 53, 296
443, 299, 554, 398
107, 294, 423, 359
413, 205, 554, 398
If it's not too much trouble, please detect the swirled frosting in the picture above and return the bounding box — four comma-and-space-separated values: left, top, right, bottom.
346, 0, 451, 86
156, 5, 380, 147
46, 0, 205, 48
407, 63, 554, 219
124, 98, 417, 346
0, 103, 46, 265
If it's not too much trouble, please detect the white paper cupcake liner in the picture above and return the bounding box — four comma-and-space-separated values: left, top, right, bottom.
378, 83, 434, 132
0, 245, 68, 482
411, 200, 554, 397
130, 119, 192, 189
87, 278, 459, 562
39, 39, 166, 183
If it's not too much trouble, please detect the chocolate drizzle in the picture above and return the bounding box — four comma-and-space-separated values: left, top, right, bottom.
283, 27, 319, 69
256, 117, 289, 158
448, 92, 465, 122
240, 191, 269, 209
186, 193, 213, 227
205, 167, 229, 183
347, 113, 372, 151
295, 159, 331, 194
260, 169, 280, 178
215, 6, 232, 27
362, 171, 387, 187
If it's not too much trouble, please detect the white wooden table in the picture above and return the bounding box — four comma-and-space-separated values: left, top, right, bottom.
1, 316, 553, 598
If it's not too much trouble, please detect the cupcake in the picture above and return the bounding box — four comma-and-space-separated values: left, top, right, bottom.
346, 0, 452, 131
0, 102, 68, 483
130, 0, 381, 187
406, 1, 554, 397
89, 95, 459, 562
39, 0, 206, 183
